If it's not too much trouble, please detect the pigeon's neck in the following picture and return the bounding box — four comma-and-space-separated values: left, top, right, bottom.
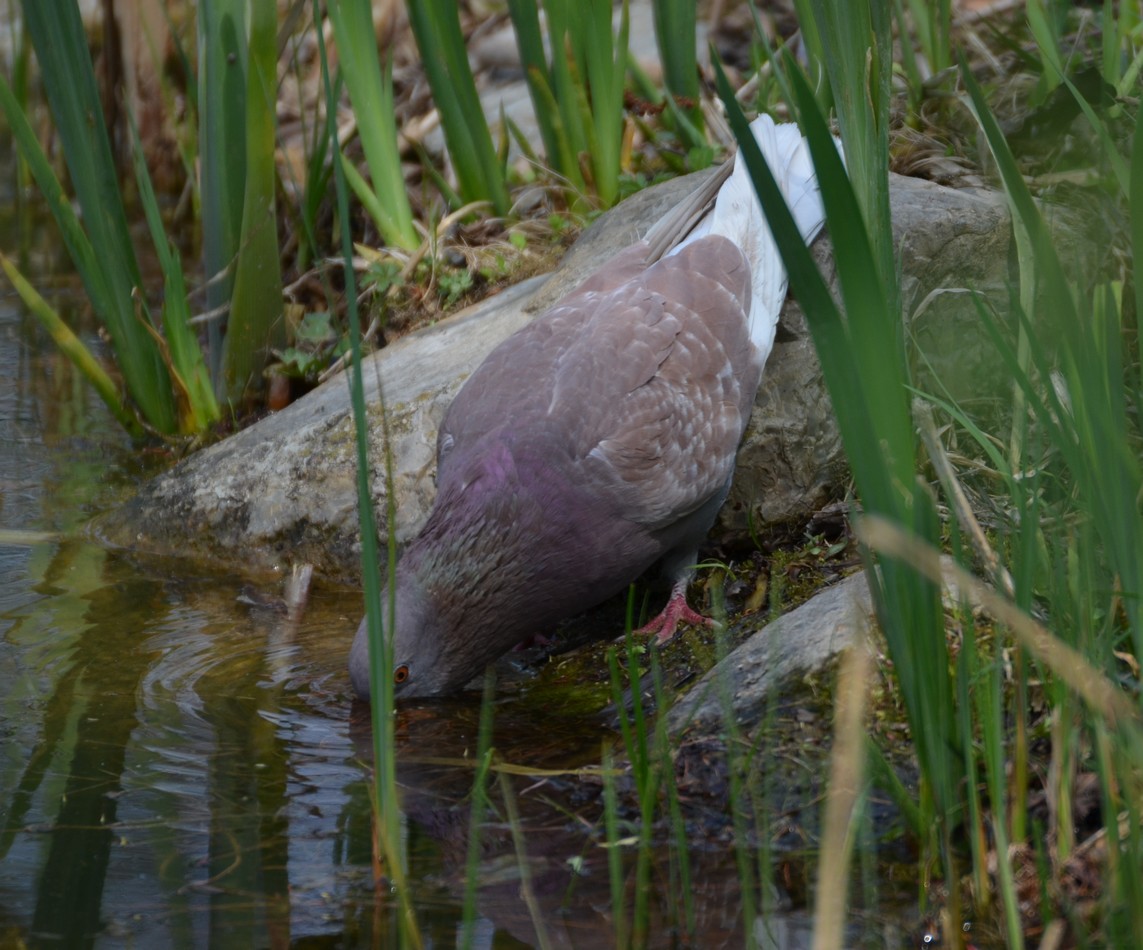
404, 435, 648, 637
404, 439, 555, 629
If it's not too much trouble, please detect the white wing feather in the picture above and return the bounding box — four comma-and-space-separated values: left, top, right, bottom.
670, 115, 835, 365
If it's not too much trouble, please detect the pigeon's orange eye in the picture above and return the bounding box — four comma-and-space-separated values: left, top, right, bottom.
394, 665, 410, 684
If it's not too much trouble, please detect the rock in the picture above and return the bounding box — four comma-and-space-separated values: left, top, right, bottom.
668, 558, 972, 735
719, 174, 1018, 542
95, 172, 1025, 582
667, 571, 874, 736
94, 275, 545, 580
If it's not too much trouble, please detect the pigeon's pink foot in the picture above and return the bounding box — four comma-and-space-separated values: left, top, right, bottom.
634, 591, 715, 644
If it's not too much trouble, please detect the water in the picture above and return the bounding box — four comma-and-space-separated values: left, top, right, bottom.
0, 177, 384, 943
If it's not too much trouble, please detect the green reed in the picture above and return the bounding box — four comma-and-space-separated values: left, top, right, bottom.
405, 0, 511, 216
506, 0, 629, 210
795, 5, 1141, 935
327, 0, 419, 251
716, 36, 963, 922
314, 4, 418, 944
2, 0, 287, 431
216, 0, 285, 405
8, 0, 176, 433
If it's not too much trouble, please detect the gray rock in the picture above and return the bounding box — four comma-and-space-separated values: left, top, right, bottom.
719, 173, 1015, 541
667, 571, 874, 736
94, 275, 545, 579
668, 557, 971, 735
94, 172, 1023, 583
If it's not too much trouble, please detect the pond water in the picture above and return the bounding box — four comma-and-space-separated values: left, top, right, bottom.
0, 154, 934, 948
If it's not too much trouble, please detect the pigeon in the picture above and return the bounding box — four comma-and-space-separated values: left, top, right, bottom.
350, 115, 830, 700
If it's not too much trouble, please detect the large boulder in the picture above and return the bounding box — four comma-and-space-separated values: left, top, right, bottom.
94, 172, 1021, 582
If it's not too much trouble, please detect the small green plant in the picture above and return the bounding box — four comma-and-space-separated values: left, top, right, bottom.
271, 312, 346, 383
361, 259, 405, 298
437, 267, 474, 307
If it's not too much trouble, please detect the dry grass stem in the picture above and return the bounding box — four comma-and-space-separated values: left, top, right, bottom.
914, 396, 1016, 598
812, 632, 872, 950
857, 516, 1143, 740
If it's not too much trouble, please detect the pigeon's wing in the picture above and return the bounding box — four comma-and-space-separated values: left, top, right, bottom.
436, 243, 653, 476
440, 235, 759, 531
556, 235, 761, 530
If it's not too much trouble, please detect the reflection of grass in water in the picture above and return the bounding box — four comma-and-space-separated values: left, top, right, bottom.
460, 669, 496, 948
0, 537, 159, 941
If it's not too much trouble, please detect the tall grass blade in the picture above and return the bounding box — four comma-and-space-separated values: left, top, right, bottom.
605, 628, 654, 947
197, 0, 248, 387
127, 111, 219, 433
714, 36, 960, 873
459, 672, 497, 950
219, 0, 285, 405
1056, 71, 1130, 195
20, 0, 176, 433
858, 518, 1143, 745
541, 2, 590, 188
903, 0, 950, 73
0, 252, 143, 438
506, 0, 562, 169
580, 0, 629, 209
891, 0, 926, 113
787, 0, 828, 103
314, 3, 418, 943
960, 57, 1143, 663
978, 659, 1026, 949
600, 741, 628, 950
806, 0, 897, 319
1132, 96, 1143, 332
651, 0, 703, 140
649, 658, 695, 937
506, 0, 628, 209
1026, 0, 1066, 100
812, 640, 871, 950
954, 603, 990, 908
496, 771, 552, 950
716, 671, 757, 946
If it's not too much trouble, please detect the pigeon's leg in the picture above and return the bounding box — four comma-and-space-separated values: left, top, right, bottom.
512, 631, 554, 652
634, 575, 716, 644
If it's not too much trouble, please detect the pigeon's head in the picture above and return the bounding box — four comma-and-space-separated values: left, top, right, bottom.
345, 539, 512, 704
348, 566, 462, 701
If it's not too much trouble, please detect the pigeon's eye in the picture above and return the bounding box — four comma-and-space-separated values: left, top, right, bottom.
394, 664, 410, 685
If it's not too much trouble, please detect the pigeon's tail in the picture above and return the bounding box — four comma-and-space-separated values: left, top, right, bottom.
673, 115, 830, 363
